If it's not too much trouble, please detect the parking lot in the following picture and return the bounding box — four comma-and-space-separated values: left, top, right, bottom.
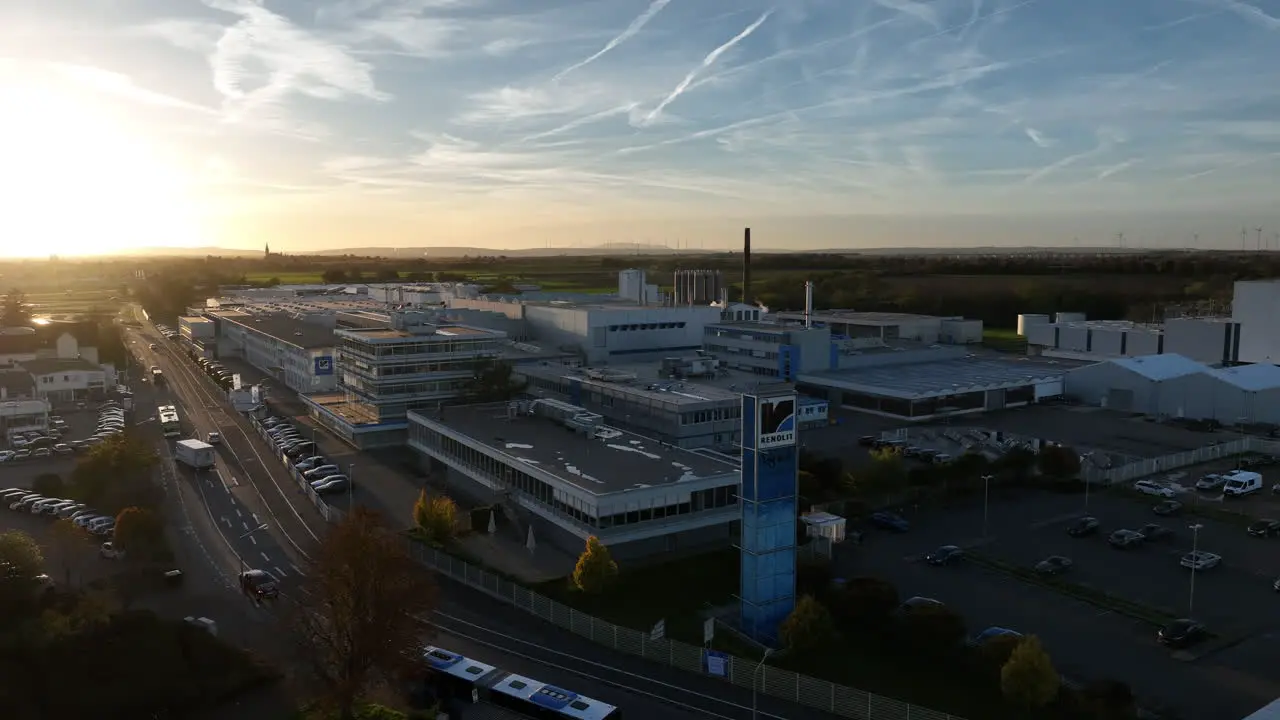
956, 405, 1220, 459
1151, 454, 1280, 519
840, 487, 1280, 719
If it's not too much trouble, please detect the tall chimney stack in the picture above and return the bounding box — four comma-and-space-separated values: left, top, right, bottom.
742, 227, 752, 306
804, 280, 814, 328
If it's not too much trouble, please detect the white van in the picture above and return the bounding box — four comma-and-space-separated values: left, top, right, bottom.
1222, 470, 1263, 497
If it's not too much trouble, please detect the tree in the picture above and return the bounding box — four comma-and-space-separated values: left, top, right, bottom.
292, 507, 436, 720
994, 446, 1037, 485
113, 507, 166, 561
897, 604, 967, 656
0, 530, 44, 623
844, 449, 907, 499
975, 631, 1024, 677
1077, 679, 1138, 720
32, 473, 64, 497
69, 435, 160, 513
1000, 635, 1061, 709
571, 536, 618, 595
1037, 444, 1081, 479
321, 268, 349, 284
48, 519, 94, 588
779, 594, 836, 652
830, 576, 899, 637
461, 358, 526, 403
1, 287, 31, 327
412, 490, 457, 545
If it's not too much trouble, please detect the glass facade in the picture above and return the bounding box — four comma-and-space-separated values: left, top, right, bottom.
738, 393, 798, 642
336, 331, 499, 420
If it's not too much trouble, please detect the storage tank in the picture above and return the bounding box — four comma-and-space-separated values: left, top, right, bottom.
1055, 312, 1087, 324
1016, 314, 1051, 337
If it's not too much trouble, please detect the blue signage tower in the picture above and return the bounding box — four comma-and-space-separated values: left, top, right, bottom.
738, 388, 799, 642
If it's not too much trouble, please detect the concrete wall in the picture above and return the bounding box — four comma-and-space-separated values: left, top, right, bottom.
1057, 326, 1089, 352
1164, 318, 1233, 365
939, 319, 983, 344
1126, 331, 1161, 357
1233, 281, 1280, 364
1064, 362, 1155, 411
1091, 328, 1125, 356
523, 306, 719, 362
1026, 323, 1056, 348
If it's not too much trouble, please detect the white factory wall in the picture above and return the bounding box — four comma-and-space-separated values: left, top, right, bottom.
1058, 326, 1089, 352
939, 319, 983, 344
447, 297, 527, 320
1064, 362, 1161, 412
1163, 318, 1234, 366
1025, 323, 1056, 348
525, 305, 720, 362
1126, 331, 1162, 357
1091, 328, 1125, 356
1233, 281, 1280, 364
1017, 314, 1051, 336
895, 318, 943, 343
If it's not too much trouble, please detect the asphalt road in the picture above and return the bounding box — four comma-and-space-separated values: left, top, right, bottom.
843, 489, 1280, 719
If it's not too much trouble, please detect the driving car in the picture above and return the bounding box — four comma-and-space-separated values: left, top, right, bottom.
1108, 529, 1145, 548
1034, 556, 1073, 575
924, 545, 965, 566
1247, 519, 1280, 537
1180, 551, 1222, 570
239, 569, 279, 599
869, 511, 910, 532
1157, 619, 1207, 648
1067, 516, 1100, 537
206, 432, 221, 444
1137, 523, 1173, 542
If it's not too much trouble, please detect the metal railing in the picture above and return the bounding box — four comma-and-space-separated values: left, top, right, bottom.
404, 540, 965, 720
1082, 436, 1255, 484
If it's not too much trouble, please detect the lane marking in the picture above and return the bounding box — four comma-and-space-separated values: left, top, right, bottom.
241, 521, 249, 531
249, 535, 257, 545
274, 566, 286, 577
235, 508, 242, 518
261, 551, 271, 562
291, 564, 306, 577
220, 516, 230, 527
252, 513, 259, 524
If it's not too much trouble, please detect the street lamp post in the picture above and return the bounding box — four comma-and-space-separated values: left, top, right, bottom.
1188, 523, 1203, 617
981, 475, 994, 537
752, 648, 774, 720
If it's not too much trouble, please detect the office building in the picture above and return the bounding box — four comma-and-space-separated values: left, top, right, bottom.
303, 318, 506, 448
210, 311, 339, 394
773, 310, 983, 344
702, 322, 833, 379
406, 400, 742, 560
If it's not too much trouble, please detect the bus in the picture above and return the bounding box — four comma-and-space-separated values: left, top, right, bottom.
423, 647, 620, 719
151, 366, 164, 386
158, 405, 181, 438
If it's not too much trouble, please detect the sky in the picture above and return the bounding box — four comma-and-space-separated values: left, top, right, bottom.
2, 0, 1280, 257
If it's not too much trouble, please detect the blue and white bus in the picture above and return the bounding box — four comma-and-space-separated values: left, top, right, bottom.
158, 405, 182, 438
423, 646, 620, 720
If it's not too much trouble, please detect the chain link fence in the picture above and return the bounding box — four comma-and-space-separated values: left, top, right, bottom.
405, 540, 965, 720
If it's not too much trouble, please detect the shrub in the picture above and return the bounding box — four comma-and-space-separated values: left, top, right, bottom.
572, 536, 618, 594
779, 594, 836, 652
412, 491, 458, 546
1001, 635, 1060, 709
32, 473, 63, 497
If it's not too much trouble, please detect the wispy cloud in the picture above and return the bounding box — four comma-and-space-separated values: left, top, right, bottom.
1197, 0, 1280, 30
871, 0, 940, 30
638, 10, 773, 126
1023, 127, 1053, 148
554, 0, 672, 81
1096, 159, 1139, 181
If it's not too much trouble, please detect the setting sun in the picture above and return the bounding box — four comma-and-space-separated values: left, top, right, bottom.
0, 77, 204, 257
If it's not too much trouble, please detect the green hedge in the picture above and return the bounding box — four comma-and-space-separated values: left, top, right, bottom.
966, 553, 1182, 628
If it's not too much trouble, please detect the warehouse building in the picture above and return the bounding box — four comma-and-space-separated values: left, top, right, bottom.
773, 310, 984, 345
1023, 314, 1241, 366
798, 357, 1066, 421
210, 311, 340, 394
407, 400, 742, 560
303, 318, 506, 448
1064, 354, 1280, 425
1232, 280, 1280, 364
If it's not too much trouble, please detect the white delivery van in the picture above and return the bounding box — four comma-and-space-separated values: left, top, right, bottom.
1222, 470, 1263, 497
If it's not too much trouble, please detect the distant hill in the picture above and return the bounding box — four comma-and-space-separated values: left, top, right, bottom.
297, 245, 718, 257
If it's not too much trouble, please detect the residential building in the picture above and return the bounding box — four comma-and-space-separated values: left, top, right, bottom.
210, 311, 339, 394
22, 357, 110, 403
407, 400, 742, 560
1, 398, 49, 443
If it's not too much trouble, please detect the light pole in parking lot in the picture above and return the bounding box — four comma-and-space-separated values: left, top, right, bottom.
752, 647, 773, 719
981, 474, 993, 537
1187, 522, 1203, 616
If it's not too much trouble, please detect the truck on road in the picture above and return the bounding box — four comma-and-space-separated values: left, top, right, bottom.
174, 439, 215, 470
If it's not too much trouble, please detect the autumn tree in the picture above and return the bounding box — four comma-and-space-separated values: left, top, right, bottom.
844, 448, 907, 500
48, 519, 94, 588
412, 490, 458, 546
1, 288, 31, 327
1077, 678, 1138, 720
1037, 444, 1081, 479
0, 530, 44, 625
113, 507, 166, 560
69, 435, 160, 513
572, 536, 618, 595
1001, 635, 1061, 709
779, 594, 836, 652
830, 576, 899, 639
461, 358, 526, 403
293, 507, 436, 720
32, 473, 64, 498
898, 604, 967, 657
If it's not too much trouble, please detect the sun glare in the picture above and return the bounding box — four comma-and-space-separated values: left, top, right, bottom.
0, 79, 205, 258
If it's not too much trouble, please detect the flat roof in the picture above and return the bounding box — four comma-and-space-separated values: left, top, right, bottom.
338, 325, 502, 341
414, 403, 739, 494
779, 310, 943, 325
179, 316, 214, 324
799, 358, 1067, 400
211, 312, 336, 349
519, 363, 741, 406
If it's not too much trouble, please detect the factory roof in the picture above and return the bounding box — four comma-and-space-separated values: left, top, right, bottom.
518, 363, 741, 406
1109, 353, 1204, 381
412, 403, 739, 494
1209, 363, 1280, 391
337, 324, 501, 341
179, 316, 214, 324
799, 358, 1067, 400
211, 311, 337, 349
778, 310, 943, 325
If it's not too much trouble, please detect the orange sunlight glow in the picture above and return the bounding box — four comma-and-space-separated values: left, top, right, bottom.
0, 79, 206, 258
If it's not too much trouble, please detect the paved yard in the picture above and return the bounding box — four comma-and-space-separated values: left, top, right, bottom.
837, 488, 1280, 720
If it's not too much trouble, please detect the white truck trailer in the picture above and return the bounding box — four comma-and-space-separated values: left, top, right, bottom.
174, 438, 216, 470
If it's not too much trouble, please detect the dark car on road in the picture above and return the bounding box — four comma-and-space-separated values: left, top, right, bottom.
1108, 529, 1145, 548
1034, 555, 1073, 576
924, 545, 964, 566
1247, 519, 1280, 538
239, 569, 279, 599
1067, 516, 1100, 537
1153, 500, 1183, 516
1157, 619, 1207, 648
870, 511, 910, 532
1137, 523, 1173, 542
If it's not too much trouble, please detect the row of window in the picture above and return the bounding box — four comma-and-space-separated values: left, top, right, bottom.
704, 326, 787, 343
339, 337, 496, 358
703, 343, 780, 362
607, 322, 687, 332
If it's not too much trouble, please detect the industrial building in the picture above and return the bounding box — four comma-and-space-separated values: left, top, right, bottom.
798, 357, 1066, 421
773, 310, 984, 345
703, 322, 834, 379
303, 317, 507, 448
1232, 280, 1280, 364
209, 311, 340, 394
673, 269, 725, 306
406, 400, 742, 560
1, 398, 49, 442
1021, 312, 1242, 366
1064, 354, 1280, 425
616, 269, 665, 305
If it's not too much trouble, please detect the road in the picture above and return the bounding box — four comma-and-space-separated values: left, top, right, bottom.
128, 314, 839, 720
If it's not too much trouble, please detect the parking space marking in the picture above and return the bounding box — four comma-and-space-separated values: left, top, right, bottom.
274, 566, 286, 577
241, 520, 249, 531
251, 513, 259, 524
260, 551, 270, 562
249, 535, 257, 545
235, 508, 242, 518
291, 563, 305, 577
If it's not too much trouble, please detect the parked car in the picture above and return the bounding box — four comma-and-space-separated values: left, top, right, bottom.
1137, 523, 1173, 542
1109, 529, 1145, 548
314, 476, 349, 494
1034, 556, 1073, 575
1180, 551, 1222, 571
1157, 619, 1207, 648
1195, 474, 1226, 491
1067, 516, 1100, 537
870, 511, 910, 532
304, 465, 340, 480
1153, 500, 1183, 516
100, 542, 124, 560
1134, 480, 1176, 498
1247, 519, 1280, 538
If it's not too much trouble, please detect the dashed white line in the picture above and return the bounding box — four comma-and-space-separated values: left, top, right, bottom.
291, 564, 306, 577
261, 551, 271, 562
249, 535, 257, 545
274, 566, 286, 577
235, 508, 243, 518
241, 521, 249, 531
251, 513, 259, 524
220, 516, 230, 527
